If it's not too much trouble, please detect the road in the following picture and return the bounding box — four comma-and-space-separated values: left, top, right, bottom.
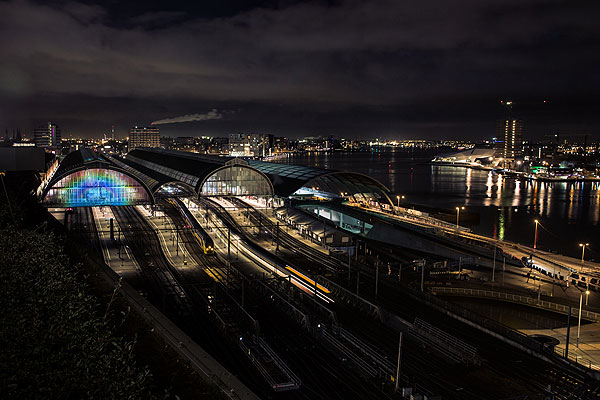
361, 203, 600, 282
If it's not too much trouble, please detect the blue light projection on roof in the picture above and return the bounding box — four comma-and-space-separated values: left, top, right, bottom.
44, 168, 151, 207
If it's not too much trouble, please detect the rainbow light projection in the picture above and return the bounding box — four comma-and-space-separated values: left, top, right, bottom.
44, 168, 151, 207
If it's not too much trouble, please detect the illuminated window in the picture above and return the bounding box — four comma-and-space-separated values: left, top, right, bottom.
200, 166, 272, 196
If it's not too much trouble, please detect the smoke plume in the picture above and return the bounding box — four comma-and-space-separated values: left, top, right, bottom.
151, 109, 222, 125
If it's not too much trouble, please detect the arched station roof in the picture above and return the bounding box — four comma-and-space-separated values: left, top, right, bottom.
244, 159, 392, 204
124, 148, 393, 206
125, 148, 274, 197
110, 155, 196, 196
41, 149, 154, 207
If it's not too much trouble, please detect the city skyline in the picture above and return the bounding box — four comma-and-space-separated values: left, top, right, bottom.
1, 0, 599, 140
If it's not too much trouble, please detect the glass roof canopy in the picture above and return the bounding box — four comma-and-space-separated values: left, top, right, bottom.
41, 149, 155, 207
246, 160, 326, 180
42, 148, 394, 209
120, 148, 393, 207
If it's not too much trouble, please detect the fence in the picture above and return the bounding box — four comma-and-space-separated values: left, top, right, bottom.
554, 346, 600, 371
429, 286, 600, 323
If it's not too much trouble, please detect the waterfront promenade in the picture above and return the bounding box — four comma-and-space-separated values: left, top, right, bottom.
356, 202, 600, 277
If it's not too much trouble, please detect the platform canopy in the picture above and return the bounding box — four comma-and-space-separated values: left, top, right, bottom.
123, 148, 393, 207
41, 149, 154, 207
125, 148, 274, 197
246, 159, 393, 206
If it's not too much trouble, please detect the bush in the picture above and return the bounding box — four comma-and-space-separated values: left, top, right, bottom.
0, 227, 156, 399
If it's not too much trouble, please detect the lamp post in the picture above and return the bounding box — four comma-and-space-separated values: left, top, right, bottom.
455, 206, 465, 230
396, 195, 405, 209
579, 243, 589, 273
586, 289, 590, 306
533, 219, 539, 249
577, 290, 590, 348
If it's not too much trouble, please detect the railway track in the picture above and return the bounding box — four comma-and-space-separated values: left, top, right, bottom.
351, 266, 600, 399
89, 201, 600, 399
71, 207, 102, 255
229, 197, 343, 273
111, 205, 275, 396
111, 206, 192, 317
185, 199, 401, 399
213, 199, 600, 399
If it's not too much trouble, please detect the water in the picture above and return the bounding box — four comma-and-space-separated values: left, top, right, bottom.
274, 150, 600, 259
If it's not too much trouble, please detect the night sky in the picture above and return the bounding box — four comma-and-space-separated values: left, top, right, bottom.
0, 0, 599, 140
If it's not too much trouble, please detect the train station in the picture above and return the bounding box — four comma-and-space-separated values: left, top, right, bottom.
35, 147, 600, 398
41, 147, 394, 209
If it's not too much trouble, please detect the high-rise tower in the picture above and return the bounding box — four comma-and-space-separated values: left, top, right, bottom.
495, 101, 523, 160
33, 122, 61, 148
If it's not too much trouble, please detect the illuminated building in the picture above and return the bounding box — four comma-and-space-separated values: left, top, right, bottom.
495, 101, 523, 161
495, 118, 523, 160
229, 133, 274, 157
33, 122, 61, 148
128, 126, 160, 151
273, 136, 289, 153
42, 149, 153, 207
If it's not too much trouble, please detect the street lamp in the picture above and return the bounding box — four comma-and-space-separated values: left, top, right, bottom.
579, 243, 589, 273
455, 206, 465, 230
396, 195, 406, 208
577, 290, 591, 348
533, 219, 539, 249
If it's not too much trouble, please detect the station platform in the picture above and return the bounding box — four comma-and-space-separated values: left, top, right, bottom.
232, 197, 332, 255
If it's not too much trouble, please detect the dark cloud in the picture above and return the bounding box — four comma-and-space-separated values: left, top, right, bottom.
0, 0, 599, 139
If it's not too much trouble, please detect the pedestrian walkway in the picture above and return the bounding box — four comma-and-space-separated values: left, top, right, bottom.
523, 323, 600, 370
429, 286, 600, 322
362, 204, 600, 279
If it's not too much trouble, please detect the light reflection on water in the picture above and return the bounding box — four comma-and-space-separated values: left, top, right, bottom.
428, 165, 599, 226
276, 151, 600, 258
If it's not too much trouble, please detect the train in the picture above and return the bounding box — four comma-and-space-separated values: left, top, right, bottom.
168, 198, 215, 255
520, 256, 600, 291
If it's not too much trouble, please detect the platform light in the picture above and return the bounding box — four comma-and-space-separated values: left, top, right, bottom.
580, 243, 590, 272
455, 206, 465, 230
